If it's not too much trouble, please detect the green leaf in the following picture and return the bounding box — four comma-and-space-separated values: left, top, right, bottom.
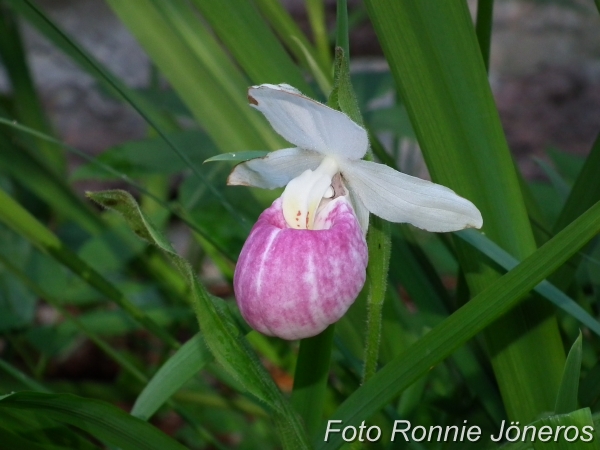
189, 0, 313, 94
500, 408, 599, 450
0, 7, 65, 174
0, 129, 104, 235
363, 0, 565, 422
291, 326, 335, 438
456, 229, 600, 337
106, 0, 281, 152
204, 151, 270, 164
132, 332, 213, 421
72, 129, 218, 180
317, 200, 600, 450
0, 392, 188, 450
551, 134, 600, 290
555, 332, 583, 415
531, 408, 598, 450
0, 408, 98, 450
534, 156, 570, 204
475, 0, 494, 72
87, 189, 310, 450
253, 0, 329, 78
306, 0, 331, 71
0, 426, 81, 450
0, 188, 178, 349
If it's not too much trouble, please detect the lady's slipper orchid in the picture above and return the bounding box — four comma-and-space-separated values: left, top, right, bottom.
230, 84, 482, 340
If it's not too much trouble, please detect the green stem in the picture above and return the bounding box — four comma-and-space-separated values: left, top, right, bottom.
475, 0, 494, 72
336, 0, 349, 58
291, 325, 335, 437
362, 216, 392, 383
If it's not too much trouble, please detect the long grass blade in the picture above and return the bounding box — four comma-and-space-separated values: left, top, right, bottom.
318, 200, 600, 450
363, 0, 566, 421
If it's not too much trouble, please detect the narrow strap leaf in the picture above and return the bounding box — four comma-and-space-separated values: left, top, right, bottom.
87, 189, 311, 450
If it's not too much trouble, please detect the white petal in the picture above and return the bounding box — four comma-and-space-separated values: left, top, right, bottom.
248, 84, 368, 160
227, 148, 323, 189
281, 157, 338, 230
341, 160, 483, 232
346, 184, 370, 235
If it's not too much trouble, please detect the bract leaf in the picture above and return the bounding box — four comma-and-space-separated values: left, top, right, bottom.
341, 159, 483, 231
204, 151, 269, 164
248, 84, 368, 159
227, 148, 323, 189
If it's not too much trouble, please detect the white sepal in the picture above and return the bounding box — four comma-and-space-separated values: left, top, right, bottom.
248, 84, 368, 160
227, 148, 322, 189
341, 160, 483, 232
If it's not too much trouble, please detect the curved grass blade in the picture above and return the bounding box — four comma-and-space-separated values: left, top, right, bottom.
456, 229, 600, 337
0, 392, 188, 450
87, 190, 310, 450
555, 332, 583, 415
317, 201, 600, 450
131, 332, 212, 420
0, 188, 179, 349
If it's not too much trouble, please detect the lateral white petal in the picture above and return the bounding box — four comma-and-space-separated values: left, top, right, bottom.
341, 160, 483, 232
346, 183, 370, 235
248, 84, 368, 160
227, 148, 323, 189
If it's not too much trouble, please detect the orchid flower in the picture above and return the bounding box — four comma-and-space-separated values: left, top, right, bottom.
229, 84, 482, 340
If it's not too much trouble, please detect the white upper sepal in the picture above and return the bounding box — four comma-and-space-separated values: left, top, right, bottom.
341, 160, 483, 232
248, 84, 369, 160
227, 148, 323, 189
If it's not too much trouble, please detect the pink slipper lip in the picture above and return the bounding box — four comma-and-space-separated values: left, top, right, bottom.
234, 196, 368, 340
